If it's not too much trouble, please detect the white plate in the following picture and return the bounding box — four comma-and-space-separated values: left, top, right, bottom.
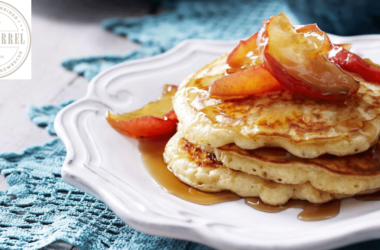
55, 36, 380, 250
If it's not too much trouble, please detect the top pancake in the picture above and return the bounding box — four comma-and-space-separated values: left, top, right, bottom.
174, 54, 380, 158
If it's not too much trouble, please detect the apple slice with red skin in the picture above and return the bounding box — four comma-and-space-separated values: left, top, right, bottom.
227, 32, 258, 68
226, 32, 262, 73
328, 45, 380, 84
212, 14, 361, 101
106, 112, 177, 139
209, 64, 282, 100
227, 23, 336, 73
295, 25, 352, 54
212, 22, 337, 100
258, 13, 359, 101
295, 24, 332, 54
106, 85, 178, 139
164, 109, 178, 121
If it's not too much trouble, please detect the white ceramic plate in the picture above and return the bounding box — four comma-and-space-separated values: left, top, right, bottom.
55, 35, 380, 250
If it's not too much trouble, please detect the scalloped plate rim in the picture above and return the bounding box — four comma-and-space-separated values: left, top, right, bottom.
55, 35, 380, 250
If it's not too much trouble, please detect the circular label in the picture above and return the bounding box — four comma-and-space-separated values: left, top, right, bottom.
0, 1, 31, 78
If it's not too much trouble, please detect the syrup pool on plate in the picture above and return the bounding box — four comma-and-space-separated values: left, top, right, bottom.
245, 197, 340, 221
138, 137, 241, 205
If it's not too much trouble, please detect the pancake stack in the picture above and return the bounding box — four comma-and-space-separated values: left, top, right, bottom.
163, 54, 380, 206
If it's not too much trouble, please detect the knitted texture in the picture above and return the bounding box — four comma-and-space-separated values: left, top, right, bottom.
0, 101, 211, 250
28, 100, 75, 136
61, 0, 299, 81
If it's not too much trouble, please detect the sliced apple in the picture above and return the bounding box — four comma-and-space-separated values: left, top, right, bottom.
164, 109, 178, 121
106, 113, 177, 139
209, 64, 282, 100
227, 32, 261, 70
329, 45, 380, 84
259, 13, 359, 100
295, 24, 332, 54
106, 84, 178, 139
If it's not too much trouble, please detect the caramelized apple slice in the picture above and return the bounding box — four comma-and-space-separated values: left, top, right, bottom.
209, 65, 282, 100
227, 32, 262, 71
259, 13, 359, 100
328, 45, 380, 84
163, 109, 178, 121
295, 24, 332, 54
106, 85, 178, 139
106, 113, 177, 139
109, 85, 177, 121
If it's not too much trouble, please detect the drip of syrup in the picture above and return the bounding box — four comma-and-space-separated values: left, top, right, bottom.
245, 197, 340, 221
138, 136, 241, 205
355, 191, 380, 201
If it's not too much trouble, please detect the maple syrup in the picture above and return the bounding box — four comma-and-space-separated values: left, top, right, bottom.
245, 197, 340, 221
355, 191, 380, 201
138, 136, 241, 205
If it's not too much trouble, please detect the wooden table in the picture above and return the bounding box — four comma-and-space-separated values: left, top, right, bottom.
0, 0, 150, 249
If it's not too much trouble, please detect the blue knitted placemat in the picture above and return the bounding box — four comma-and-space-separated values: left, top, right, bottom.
28, 100, 75, 136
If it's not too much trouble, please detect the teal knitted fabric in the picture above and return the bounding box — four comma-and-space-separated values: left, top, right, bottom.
62, 0, 299, 81
0, 101, 211, 250
28, 100, 75, 136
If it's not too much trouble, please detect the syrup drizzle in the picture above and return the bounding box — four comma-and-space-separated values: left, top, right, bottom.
138, 137, 241, 205
245, 197, 340, 221
355, 191, 380, 201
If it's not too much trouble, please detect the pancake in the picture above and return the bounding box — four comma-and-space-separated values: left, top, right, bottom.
214, 140, 380, 195
163, 131, 351, 206
173, 54, 380, 158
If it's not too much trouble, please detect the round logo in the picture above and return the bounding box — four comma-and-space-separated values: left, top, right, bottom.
0, 1, 31, 78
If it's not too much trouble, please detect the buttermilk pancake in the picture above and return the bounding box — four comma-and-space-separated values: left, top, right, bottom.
173, 54, 380, 158
164, 132, 349, 206
214, 141, 380, 195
